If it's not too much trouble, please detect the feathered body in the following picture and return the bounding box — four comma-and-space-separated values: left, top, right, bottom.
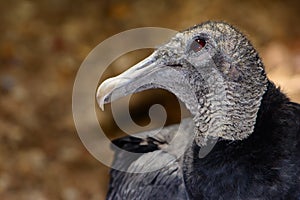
96, 21, 300, 199
183, 83, 300, 199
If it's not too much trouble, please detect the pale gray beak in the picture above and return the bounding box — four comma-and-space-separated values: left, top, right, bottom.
96, 52, 199, 114
97, 53, 156, 110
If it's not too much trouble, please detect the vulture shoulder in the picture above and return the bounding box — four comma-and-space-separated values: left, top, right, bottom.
106, 119, 193, 200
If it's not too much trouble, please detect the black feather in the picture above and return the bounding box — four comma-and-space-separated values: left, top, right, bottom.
182, 82, 300, 199
102, 22, 300, 199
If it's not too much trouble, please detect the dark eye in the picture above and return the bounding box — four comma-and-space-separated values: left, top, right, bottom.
190, 38, 206, 52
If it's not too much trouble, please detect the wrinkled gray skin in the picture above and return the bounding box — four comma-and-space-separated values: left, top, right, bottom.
97, 21, 268, 146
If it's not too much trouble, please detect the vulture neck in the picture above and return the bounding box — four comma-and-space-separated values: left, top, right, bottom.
182, 81, 290, 198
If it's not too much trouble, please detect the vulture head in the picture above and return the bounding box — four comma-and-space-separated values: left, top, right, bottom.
97, 21, 268, 146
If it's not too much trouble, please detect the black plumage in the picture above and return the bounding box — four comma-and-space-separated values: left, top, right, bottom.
183, 83, 300, 199
97, 21, 300, 199
107, 121, 192, 200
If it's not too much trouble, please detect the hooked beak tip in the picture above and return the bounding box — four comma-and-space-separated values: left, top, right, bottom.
96, 78, 116, 111
96, 86, 107, 111
96, 77, 129, 111
96, 53, 159, 111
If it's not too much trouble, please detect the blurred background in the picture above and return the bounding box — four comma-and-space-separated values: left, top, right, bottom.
0, 0, 299, 199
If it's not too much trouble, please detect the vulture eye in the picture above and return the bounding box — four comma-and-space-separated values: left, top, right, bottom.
190, 37, 206, 52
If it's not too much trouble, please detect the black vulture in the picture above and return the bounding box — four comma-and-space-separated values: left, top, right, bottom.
96, 21, 300, 199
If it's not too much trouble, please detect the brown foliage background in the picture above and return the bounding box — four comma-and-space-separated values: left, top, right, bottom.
0, 0, 299, 199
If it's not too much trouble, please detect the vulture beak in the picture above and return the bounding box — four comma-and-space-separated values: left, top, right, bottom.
97, 53, 157, 110
96, 52, 198, 113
